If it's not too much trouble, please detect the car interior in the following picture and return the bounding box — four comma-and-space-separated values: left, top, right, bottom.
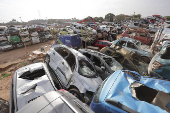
131, 82, 170, 112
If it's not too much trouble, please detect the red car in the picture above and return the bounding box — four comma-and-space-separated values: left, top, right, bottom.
120, 30, 152, 45
94, 40, 111, 49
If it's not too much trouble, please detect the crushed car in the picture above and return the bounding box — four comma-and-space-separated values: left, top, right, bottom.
78, 49, 123, 80
91, 70, 170, 113
120, 29, 153, 45
15, 90, 94, 113
45, 44, 103, 104
94, 40, 111, 49
148, 43, 170, 80
0, 40, 13, 51
100, 46, 149, 76
111, 37, 153, 63
9, 63, 57, 113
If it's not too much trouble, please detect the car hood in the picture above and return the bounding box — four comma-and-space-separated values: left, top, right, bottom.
78, 75, 103, 92
102, 70, 170, 113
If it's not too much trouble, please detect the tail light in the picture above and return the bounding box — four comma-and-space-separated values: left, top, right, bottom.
71, 44, 73, 48
11, 75, 14, 78
152, 61, 163, 70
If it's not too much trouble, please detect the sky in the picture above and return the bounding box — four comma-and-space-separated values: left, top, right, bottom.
0, 0, 170, 23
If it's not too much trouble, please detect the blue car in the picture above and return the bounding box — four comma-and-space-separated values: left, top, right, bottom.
148, 43, 170, 79
90, 70, 170, 113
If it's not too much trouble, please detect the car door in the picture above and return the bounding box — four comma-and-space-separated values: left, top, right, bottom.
52, 47, 73, 86
135, 31, 148, 44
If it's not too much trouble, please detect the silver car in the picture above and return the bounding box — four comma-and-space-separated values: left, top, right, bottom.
45, 44, 103, 104
111, 37, 153, 63
9, 63, 57, 113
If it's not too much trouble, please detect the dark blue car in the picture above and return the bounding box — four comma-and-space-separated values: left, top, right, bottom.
91, 70, 170, 113
58, 34, 81, 49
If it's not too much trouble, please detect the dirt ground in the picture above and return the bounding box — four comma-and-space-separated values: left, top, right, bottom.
0, 40, 55, 102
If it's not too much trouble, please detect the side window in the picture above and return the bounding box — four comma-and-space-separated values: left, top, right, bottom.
122, 59, 136, 71
98, 42, 102, 44
117, 40, 126, 46
137, 32, 147, 37
103, 42, 108, 45
82, 52, 92, 59
127, 42, 138, 49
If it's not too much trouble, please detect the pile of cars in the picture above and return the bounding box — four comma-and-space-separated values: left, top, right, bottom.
7, 17, 170, 112
0, 25, 56, 52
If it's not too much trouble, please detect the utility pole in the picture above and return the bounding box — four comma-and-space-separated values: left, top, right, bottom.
38, 10, 41, 19
19, 17, 22, 23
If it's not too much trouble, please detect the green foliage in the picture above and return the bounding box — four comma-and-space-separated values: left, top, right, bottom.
164, 16, 170, 21
0, 73, 12, 79
115, 14, 126, 22
93, 17, 104, 22
105, 13, 115, 22
133, 14, 141, 20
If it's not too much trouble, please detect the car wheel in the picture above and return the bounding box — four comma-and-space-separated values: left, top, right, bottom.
44, 55, 50, 64
141, 56, 150, 64
69, 88, 81, 99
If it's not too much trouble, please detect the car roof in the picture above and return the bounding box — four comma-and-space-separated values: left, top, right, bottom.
79, 49, 113, 59
17, 91, 94, 113
100, 70, 170, 112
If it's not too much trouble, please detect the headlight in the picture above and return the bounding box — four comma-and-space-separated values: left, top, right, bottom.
152, 61, 163, 70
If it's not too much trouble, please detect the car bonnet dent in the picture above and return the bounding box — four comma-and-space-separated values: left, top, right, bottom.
15, 63, 55, 111
104, 70, 169, 113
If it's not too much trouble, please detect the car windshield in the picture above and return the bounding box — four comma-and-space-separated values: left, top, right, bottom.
0, 41, 10, 46
103, 57, 123, 71
130, 59, 148, 75
78, 59, 96, 77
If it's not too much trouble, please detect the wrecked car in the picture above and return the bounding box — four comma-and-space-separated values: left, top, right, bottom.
15, 90, 94, 113
94, 40, 111, 49
148, 43, 170, 80
100, 46, 149, 76
0, 40, 13, 51
9, 63, 57, 113
59, 28, 74, 35
91, 70, 170, 113
111, 37, 153, 63
45, 44, 103, 104
120, 29, 152, 45
78, 49, 123, 80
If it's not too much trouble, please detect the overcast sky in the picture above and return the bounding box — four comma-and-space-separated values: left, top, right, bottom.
0, 0, 170, 23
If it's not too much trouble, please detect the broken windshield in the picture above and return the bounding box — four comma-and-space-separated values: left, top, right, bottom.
78, 59, 96, 78
103, 57, 123, 71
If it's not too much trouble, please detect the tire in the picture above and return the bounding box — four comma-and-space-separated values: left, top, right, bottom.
44, 55, 50, 64
69, 88, 81, 99
141, 56, 150, 64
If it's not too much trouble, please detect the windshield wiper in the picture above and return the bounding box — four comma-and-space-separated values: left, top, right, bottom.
106, 99, 139, 113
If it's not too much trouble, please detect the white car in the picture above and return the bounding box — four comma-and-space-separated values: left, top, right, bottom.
99, 25, 110, 32
45, 44, 103, 104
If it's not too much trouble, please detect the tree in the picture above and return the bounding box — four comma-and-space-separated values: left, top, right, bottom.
114, 14, 126, 22
164, 16, 170, 21
105, 13, 115, 22
133, 14, 141, 20
93, 17, 104, 22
